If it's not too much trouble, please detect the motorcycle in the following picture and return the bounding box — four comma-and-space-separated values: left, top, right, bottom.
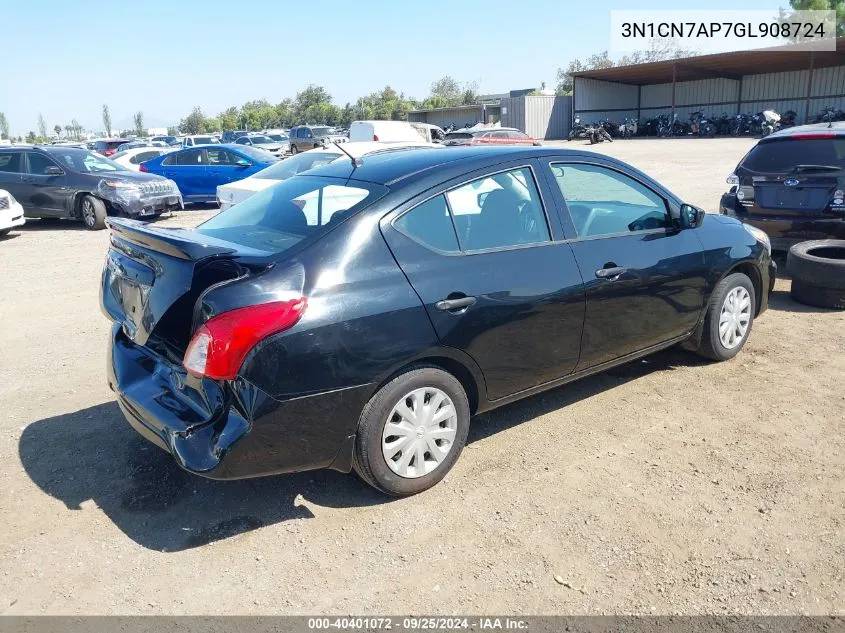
689, 111, 716, 137
713, 113, 732, 136
586, 121, 613, 144
760, 110, 781, 137
568, 116, 588, 141
779, 110, 798, 128
730, 113, 750, 136
617, 117, 638, 139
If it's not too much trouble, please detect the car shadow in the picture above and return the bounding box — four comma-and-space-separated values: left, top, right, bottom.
19, 219, 86, 232
767, 288, 837, 314
0, 231, 20, 241
19, 402, 388, 552
19, 346, 709, 552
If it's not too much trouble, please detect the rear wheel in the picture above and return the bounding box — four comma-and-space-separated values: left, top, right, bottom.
696, 272, 755, 361
80, 195, 107, 230
353, 366, 470, 496
290, 145, 298, 155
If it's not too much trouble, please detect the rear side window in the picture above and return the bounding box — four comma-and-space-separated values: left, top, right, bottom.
741, 138, 845, 172
0, 152, 23, 173
395, 196, 459, 253
196, 176, 387, 254
175, 150, 203, 166
131, 151, 160, 164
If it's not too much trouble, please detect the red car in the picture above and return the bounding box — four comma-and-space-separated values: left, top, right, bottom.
443, 127, 540, 147
93, 138, 131, 157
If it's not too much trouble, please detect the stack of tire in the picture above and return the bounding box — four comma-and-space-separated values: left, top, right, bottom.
787, 240, 845, 309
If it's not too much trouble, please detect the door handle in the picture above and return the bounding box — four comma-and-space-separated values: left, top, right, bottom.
435, 296, 476, 312
595, 266, 626, 279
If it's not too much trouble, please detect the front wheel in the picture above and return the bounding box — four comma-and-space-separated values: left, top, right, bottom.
601, 129, 613, 142
353, 366, 470, 496
695, 272, 756, 361
80, 195, 107, 230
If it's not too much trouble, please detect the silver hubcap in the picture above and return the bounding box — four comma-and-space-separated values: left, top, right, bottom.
82, 200, 95, 226
719, 286, 751, 349
381, 387, 457, 479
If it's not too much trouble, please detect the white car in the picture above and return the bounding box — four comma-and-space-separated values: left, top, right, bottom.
181, 135, 220, 147
110, 147, 174, 171
350, 120, 430, 143
0, 189, 25, 236
216, 141, 442, 211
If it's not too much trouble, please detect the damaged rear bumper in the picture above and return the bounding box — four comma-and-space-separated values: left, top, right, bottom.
107, 323, 367, 480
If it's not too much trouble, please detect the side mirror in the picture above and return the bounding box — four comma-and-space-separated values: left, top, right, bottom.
45, 166, 64, 176
680, 203, 706, 229
235, 158, 251, 167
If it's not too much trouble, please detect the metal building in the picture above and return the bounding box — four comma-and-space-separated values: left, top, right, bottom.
572, 38, 845, 126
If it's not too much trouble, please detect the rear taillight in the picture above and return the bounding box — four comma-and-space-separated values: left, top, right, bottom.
373, 134, 379, 141
139, 164, 148, 172
183, 298, 307, 380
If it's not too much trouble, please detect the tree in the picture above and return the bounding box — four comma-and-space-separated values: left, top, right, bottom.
133, 111, 145, 137
64, 124, 73, 139
37, 113, 47, 139
26, 131, 37, 143
217, 106, 240, 131
788, 0, 844, 36
71, 119, 82, 140
430, 76, 463, 105
54, 124, 62, 138
102, 104, 112, 136
0, 112, 8, 139
167, 126, 178, 136
293, 85, 333, 124
179, 106, 206, 134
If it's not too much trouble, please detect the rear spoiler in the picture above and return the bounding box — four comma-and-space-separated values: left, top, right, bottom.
106, 218, 238, 261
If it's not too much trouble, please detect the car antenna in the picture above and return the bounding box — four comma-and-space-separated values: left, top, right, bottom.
332, 141, 363, 168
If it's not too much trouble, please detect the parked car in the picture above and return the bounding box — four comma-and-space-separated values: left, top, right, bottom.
221, 130, 249, 143
181, 135, 220, 148
234, 134, 289, 157
110, 147, 174, 171
140, 144, 277, 204
288, 125, 347, 154
216, 141, 442, 210
93, 138, 131, 157
116, 141, 168, 152
102, 146, 774, 496
410, 122, 446, 143
720, 123, 845, 250
265, 132, 290, 143
150, 135, 180, 147
0, 188, 26, 236
443, 127, 541, 147
0, 145, 181, 229
350, 120, 432, 143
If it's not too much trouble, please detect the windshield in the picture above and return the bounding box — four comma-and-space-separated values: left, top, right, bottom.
311, 127, 333, 137
445, 133, 473, 140
742, 137, 845, 173
51, 148, 126, 172
253, 151, 342, 180
247, 135, 274, 144
236, 145, 279, 162
193, 136, 218, 145
268, 134, 289, 142
197, 175, 387, 254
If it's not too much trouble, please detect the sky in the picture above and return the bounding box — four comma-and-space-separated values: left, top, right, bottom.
1, 0, 782, 136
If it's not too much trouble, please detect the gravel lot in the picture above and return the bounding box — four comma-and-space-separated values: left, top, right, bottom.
1, 138, 843, 615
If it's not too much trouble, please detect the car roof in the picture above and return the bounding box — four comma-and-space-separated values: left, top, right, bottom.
307, 146, 584, 186
766, 121, 845, 140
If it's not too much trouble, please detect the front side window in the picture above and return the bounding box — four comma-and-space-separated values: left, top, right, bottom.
395, 195, 459, 253
27, 152, 60, 175
445, 167, 550, 251
206, 149, 237, 165
551, 162, 668, 237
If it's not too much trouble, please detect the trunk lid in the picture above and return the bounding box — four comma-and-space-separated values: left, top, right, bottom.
100, 218, 270, 348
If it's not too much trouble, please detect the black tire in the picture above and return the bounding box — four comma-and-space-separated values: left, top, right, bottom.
790, 280, 845, 309
696, 272, 756, 361
79, 195, 107, 230
787, 240, 845, 289
352, 365, 470, 496
290, 145, 298, 155
0, 228, 10, 237
601, 129, 613, 142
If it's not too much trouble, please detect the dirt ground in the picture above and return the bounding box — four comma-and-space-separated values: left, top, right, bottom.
0, 138, 843, 616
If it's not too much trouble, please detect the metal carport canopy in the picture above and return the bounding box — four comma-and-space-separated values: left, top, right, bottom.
571, 38, 845, 85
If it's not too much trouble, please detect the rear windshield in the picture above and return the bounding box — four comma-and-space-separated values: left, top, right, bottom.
741, 137, 845, 173
196, 175, 387, 254
253, 151, 341, 180
445, 133, 472, 140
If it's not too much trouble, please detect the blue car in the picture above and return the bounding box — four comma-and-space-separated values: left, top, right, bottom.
140, 144, 278, 204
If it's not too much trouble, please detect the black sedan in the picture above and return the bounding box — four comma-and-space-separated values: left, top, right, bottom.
0, 145, 182, 229
101, 146, 774, 496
